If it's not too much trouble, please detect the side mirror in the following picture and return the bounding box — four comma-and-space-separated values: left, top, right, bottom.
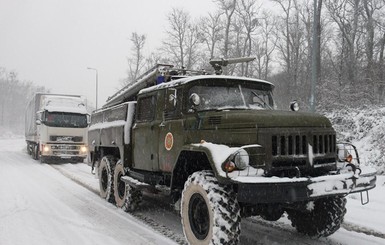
290, 100, 299, 111
87, 114, 91, 125
36, 119, 41, 125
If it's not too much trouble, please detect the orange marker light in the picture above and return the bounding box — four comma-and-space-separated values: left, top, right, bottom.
224, 161, 236, 172
345, 154, 353, 163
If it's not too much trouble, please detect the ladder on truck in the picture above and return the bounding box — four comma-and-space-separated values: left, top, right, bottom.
103, 64, 174, 108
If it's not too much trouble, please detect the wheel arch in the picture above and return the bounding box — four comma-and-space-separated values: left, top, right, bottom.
170, 148, 214, 194
93, 146, 122, 163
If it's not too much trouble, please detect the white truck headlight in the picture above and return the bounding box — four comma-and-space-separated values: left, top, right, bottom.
80, 146, 87, 153
43, 145, 50, 152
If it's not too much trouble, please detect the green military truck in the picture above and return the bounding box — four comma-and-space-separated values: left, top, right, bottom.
88, 62, 377, 244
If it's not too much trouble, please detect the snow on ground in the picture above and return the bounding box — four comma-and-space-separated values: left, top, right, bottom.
325, 107, 385, 173
1, 137, 385, 245
0, 137, 176, 245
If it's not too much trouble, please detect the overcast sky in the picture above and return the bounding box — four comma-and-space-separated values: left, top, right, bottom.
0, 0, 216, 108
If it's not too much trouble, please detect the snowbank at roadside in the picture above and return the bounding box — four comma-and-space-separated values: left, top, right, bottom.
0, 126, 23, 139
324, 106, 385, 174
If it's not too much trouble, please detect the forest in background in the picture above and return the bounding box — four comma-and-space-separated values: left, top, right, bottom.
0, 67, 48, 135
125, 0, 385, 111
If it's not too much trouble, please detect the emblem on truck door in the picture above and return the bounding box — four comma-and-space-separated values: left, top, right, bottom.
165, 132, 174, 151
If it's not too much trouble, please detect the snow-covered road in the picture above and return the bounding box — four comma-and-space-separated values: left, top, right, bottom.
0, 138, 176, 245
1, 138, 384, 245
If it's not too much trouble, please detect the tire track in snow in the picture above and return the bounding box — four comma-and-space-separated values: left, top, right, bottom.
342, 222, 385, 239
50, 164, 99, 195
50, 164, 188, 245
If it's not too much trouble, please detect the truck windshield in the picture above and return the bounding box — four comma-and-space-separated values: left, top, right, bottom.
43, 112, 88, 128
189, 84, 274, 111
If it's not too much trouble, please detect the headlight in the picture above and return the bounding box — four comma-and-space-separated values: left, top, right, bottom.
233, 149, 249, 170
223, 149, 249, 172
43, 145, 50, 152
80, 146, 87, 153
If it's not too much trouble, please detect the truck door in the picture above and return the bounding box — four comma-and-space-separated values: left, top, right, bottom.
132, 93, 160, 171
158, 88, 183, 173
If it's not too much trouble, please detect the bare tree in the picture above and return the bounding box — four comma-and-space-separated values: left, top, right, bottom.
185, 22, 202, 69
199, 11, 223, 59
254, 12, 278, 80
163, 8, 190, 68
124, 32, 146, 85
272, 0, 307, 104
215, 0, 237, 74
362, 0, 385, 103
236, 0, 260, 76
325, 0, 362, 95
378, 32, 385, 103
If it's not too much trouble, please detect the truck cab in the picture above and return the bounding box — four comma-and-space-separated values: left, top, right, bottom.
25, 93, 89, 163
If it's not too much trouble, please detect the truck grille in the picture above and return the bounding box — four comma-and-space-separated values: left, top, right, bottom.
50, 144, 84, 156
51, 145, 80, 150
271, 133, 336, 168
272, 135, 307, 156
272, 134, 336, 156
50, 136, 83, 142
313, 134, 336, 154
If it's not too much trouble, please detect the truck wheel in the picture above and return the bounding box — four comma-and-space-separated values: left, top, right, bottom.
113, 160, 127, 207
98, 155, 116, 204
286, 196, 347, 237
122, 184, 142, 212
181, 171, 241, 245
27, 143, 32, 155
32, 144, 39, 160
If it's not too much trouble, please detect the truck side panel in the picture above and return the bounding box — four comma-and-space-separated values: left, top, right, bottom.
88, 102, 136, 166
25, 93, 41, 143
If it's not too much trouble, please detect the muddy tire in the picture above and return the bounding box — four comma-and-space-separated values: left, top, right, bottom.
113, 161, 127, 207
122, 184, 142, 212
287, 196, 347, 237
98, 155, 116, 204
181, 171, 241, 245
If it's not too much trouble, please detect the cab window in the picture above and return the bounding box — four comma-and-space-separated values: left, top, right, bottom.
136, 95, 156, 122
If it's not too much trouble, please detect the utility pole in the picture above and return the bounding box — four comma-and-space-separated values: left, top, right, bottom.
310, 0, 320, 113
87, 67, 98, 109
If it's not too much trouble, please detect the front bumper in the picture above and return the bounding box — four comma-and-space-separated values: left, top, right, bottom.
40, 143, 88, 159
234, 168, 377, 204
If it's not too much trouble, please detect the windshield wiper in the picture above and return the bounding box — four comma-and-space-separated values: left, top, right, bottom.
251, 91, 273, 110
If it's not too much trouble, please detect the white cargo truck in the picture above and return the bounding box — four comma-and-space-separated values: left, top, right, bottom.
25, 93, 89, 163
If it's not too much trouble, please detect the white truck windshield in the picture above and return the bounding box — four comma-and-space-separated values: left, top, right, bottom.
43, 112, 88, 128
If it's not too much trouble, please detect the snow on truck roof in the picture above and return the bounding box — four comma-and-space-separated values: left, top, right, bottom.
138, 75, 274, 95
41, 95, 88, 114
